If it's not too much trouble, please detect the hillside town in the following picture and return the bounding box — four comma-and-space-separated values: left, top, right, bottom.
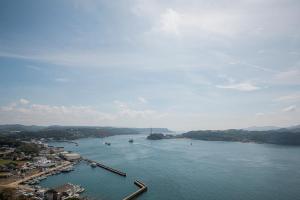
0, 139, 85, 200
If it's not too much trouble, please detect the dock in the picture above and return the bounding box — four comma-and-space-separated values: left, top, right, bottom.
122, 180, 148, 200
83, 158, 126, 177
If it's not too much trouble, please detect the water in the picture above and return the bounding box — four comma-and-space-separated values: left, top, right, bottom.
40, 134, 300, 200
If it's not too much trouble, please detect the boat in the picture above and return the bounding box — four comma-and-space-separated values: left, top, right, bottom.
90, 162, 97, 168
105, 142, 111, 146
61, 166, 74, 173
39, 176, 47, 180
128, 139, 134, 143
28, 179, 39, 185
77, 187, 85, 193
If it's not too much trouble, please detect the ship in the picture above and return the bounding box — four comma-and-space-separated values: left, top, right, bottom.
105, 142, 111, 146
128, 139, 134, 143
61, 166, 74, 173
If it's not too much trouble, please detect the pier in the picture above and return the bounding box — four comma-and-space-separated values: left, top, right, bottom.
83, 158, 148, 199
83, 158, 126, 177
122, 180, 148, 200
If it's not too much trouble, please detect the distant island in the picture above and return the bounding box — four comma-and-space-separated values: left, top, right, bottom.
1, 124, 300, 146
0, 124, 172, 142
147, 133, 177, 140
147, 126, 300, 146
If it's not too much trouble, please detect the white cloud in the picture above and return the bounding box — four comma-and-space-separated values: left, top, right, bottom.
136, 0, 300, 39
156, 8, 181, 36
0, 100, 166, 126
1, 103, 17, 112
282, 105, 296, 112
138, 96, 148, 104
274, 69, 300, 85
26, 65, 41, 71
114, 100, 161, 119
19, 98, 30, 105
55, 78, 70, 83
149, 7, 241, 38
275, 94, 300, 102
216, 82, 260, 91
255, 112, 265, 116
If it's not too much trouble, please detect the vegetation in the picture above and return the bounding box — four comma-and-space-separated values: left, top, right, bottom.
15, 143, 39, 155
147, 128, 300, 145
147, 133, 177, 140
182, 129, 300, 145
0, 125, 172, 141
147, 133, 165, 140
0, 159, 19, 165
0, 136, 22, 147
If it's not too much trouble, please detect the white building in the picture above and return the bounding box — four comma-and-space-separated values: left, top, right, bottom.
63, 153, 81, 161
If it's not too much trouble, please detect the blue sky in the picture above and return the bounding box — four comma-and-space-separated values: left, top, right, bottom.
0, 0, 300, 130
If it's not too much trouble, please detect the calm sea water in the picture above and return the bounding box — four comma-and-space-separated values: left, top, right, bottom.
40, 134, 300, 200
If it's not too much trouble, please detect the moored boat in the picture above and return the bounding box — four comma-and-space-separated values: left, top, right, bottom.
90, 162, 97, 168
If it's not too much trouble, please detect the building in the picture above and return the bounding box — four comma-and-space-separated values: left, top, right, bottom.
0, 147, 15, 158
45, 183, 84, 200
33, 157, 55, 168
62, 153, 81, 161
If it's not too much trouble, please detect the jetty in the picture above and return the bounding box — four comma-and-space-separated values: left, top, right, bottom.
83, 158, 126, 177
122, 180, 148, 200
83, 158, 148, 199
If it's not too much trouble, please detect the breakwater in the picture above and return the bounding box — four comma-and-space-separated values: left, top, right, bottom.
122, 180, 148, 200
83, 158, 126, 177
83, 158, 148, 199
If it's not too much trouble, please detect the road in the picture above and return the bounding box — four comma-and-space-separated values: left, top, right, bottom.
0, 161, 71, 190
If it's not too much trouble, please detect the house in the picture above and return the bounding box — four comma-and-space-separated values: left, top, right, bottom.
33, 157, 55, 168
45, 183, 83, 200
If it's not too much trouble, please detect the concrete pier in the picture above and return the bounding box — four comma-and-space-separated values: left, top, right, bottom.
83, 158, 147, 199
122, 180, 148, 200
83, 158, 126, 177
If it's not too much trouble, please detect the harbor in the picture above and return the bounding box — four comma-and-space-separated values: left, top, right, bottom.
0, 137, 149, 200
83, 158, 127, 177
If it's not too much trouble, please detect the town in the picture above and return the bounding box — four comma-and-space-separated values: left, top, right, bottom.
0, 139, 85, 200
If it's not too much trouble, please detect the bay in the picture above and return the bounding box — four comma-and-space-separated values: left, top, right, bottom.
40, 134, 300, 200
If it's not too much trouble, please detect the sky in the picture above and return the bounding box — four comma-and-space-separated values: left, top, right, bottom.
0, 0, 300, 131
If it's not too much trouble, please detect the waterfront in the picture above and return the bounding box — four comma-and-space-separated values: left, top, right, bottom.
40, 134, 300, 200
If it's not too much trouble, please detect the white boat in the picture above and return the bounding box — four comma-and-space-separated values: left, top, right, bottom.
61, 166, 74, 173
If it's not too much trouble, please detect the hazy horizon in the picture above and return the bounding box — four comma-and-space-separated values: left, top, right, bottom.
1, 0, 300, 130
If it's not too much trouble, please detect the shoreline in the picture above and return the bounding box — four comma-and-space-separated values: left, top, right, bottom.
0, 161, 72, 191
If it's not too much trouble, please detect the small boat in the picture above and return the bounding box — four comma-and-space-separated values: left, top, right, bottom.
61, 166, 74, 173
77, 187, 85, 193
128, 139, 134, 143
105, 142, 111, 146
90, 162, 97, 168
39, 176, 47, 180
